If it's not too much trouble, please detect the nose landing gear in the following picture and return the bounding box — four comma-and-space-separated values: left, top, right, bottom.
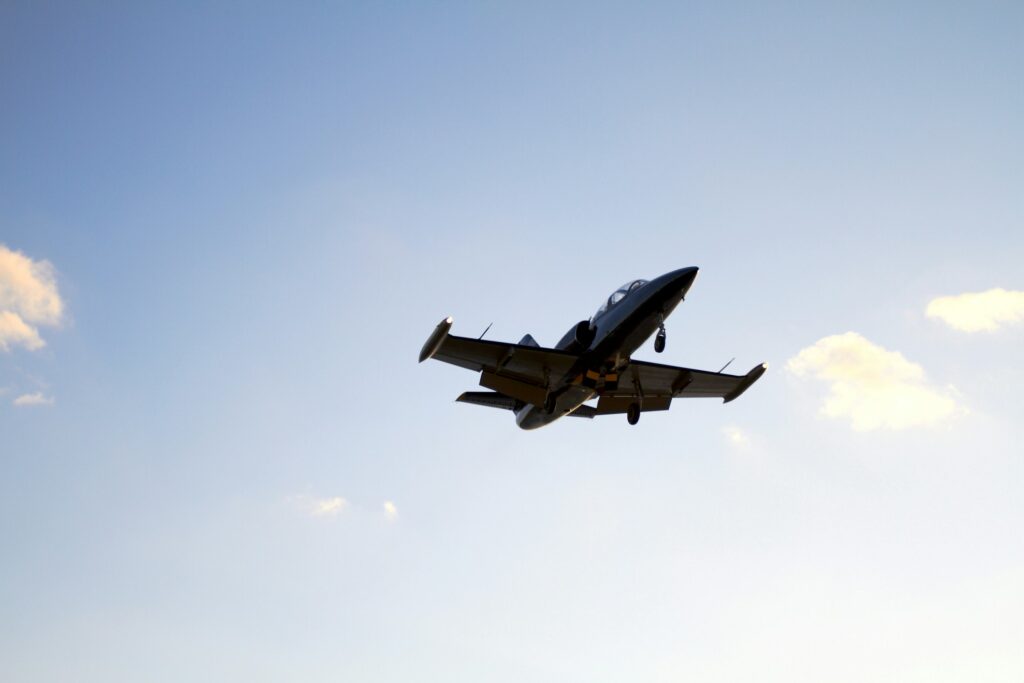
654, 324, 666, 353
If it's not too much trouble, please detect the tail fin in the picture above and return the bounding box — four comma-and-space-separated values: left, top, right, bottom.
518, 333, 540, 347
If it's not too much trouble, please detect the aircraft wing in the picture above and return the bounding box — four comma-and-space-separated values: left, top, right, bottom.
595, 359, 767, 414
431, 334, 578, 379
420, 318, 579, 394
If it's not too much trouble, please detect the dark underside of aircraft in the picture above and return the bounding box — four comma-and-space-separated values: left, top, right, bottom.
420, 267, 766, 429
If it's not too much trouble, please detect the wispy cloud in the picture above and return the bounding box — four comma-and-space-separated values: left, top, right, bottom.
926, 288, 1024, 333
0, 244, 64, 352
289, 494, 349, 517
723, 425, 751, 448
13, 391, 54, 407
312, 497, 348, 516
787, 332, 961, 431
383, 501, 398, 521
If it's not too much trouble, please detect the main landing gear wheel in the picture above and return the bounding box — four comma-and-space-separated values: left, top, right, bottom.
544, 394, 556, 414
627, 402, 641, 425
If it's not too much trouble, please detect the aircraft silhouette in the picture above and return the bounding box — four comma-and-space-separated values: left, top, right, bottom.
420, 267, 766, 429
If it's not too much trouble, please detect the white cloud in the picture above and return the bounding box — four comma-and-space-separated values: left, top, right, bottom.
0, 311, 45, 351
383, 501, 398, 521
723, 426, 750, 448
289, 494, 348, 517
787, 332, 961, 431
0, 244, 64, 352
313, 497, 348, 516
926, 288, 1024, 333
13, 391, 54, 407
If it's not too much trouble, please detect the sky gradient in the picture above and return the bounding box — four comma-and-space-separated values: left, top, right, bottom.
2, 3, 1023, 681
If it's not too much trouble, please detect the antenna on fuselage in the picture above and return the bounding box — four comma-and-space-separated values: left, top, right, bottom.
718, 357, 735, 373
478, 322, 493, 340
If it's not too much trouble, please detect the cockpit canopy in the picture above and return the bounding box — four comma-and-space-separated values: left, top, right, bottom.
593, 279, 648, 320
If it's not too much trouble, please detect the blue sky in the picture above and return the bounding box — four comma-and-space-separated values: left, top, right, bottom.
2, 2, 1022, 681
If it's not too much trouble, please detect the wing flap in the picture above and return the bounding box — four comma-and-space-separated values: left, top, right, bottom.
479, 371, 547, 406
596, 396, 672, 414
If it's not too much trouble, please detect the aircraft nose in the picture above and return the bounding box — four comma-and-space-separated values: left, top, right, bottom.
665, 266, 699, 297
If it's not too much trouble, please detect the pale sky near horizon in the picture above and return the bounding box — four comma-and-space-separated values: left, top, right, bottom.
2, 3, 1023, 681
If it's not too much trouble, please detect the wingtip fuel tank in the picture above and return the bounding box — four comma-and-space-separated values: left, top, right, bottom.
419, 316, 453, 363
722, 363, 768, 403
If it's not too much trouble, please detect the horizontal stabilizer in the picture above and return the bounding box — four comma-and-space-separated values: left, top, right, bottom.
457, 391, 596, 419
456, 391, 516, 411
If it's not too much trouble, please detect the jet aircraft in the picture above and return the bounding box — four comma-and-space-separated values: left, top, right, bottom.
419, 267, 766, 429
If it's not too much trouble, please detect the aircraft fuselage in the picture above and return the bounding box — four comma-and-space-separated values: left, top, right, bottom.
513, 266, 698, 429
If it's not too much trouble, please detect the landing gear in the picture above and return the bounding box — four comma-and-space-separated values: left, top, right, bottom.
627, 402, 641, 425
654, 324, 666, 353
544, 393, 556, 414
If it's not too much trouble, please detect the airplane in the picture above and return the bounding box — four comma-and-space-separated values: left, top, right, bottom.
419, 267, 766, 429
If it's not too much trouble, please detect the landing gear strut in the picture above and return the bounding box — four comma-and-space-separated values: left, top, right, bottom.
654, 324, 666, 353
627, 402, 641, 425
